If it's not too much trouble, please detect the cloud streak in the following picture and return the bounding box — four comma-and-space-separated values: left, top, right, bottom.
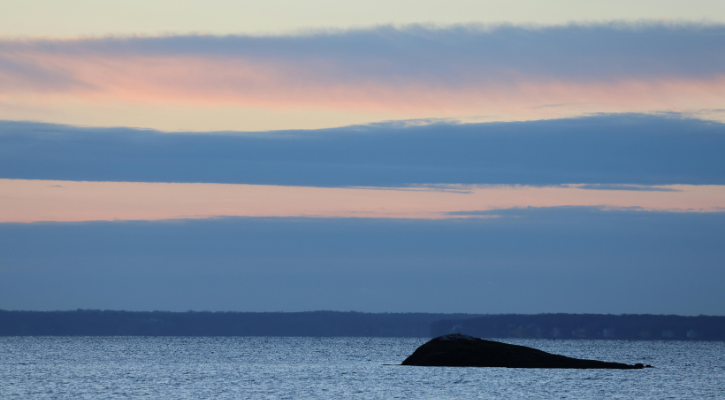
1, 179, 723, 223
2, 23, 725, 127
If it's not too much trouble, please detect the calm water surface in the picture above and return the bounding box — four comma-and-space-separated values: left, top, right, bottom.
1, 337, 723, 399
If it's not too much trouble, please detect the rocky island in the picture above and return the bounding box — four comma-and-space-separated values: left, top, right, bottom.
402, 334, 653, 369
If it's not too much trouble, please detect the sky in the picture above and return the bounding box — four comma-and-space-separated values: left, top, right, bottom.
1, 1, 724, 314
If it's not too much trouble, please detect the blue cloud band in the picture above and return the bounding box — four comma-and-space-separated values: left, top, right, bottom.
1, 114, 723, 186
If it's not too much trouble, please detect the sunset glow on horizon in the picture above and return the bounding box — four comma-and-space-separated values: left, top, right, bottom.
2, 179, 723, 223
2, 1, 725, 316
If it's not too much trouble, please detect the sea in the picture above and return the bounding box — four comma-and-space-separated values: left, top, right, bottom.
1, 337, 723, 399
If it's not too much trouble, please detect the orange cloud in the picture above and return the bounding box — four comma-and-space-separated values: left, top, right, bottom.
1, 180, 723, 223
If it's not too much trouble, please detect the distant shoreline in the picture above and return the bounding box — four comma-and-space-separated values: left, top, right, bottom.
2, 310, 724, 340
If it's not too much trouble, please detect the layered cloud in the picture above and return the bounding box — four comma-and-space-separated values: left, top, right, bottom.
2, 23, 725, 130
2, 20, 725, 314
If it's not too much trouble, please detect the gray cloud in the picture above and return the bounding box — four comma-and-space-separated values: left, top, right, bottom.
0, 53, 91, 91
573, 184, 683, 192
1, 23, 724, 89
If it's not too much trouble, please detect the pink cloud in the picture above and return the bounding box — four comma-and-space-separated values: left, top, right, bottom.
1, 180, 723, 223
2, 25, 724, 126
2, 53, 724, 116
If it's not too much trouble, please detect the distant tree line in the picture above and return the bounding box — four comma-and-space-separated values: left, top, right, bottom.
432, 314, 725, 341
1, 310, 723, 340
0, 310, 476, 337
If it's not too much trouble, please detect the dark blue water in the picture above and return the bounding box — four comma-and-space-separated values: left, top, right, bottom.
1, 337, 723, 399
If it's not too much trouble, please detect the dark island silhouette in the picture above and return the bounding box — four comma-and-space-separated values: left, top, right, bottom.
402, 333, 653, 369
